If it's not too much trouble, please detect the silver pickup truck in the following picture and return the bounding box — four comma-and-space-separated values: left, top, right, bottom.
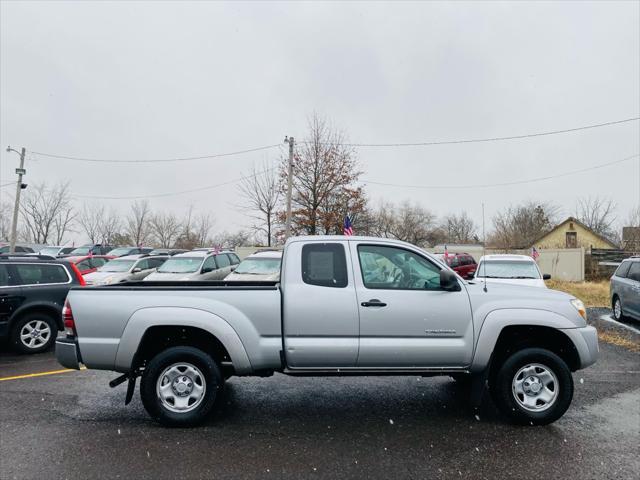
56, 236, 598, 427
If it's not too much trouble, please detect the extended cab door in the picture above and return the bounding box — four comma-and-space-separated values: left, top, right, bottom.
353, 243, 473, 368
282, 240, 360, 368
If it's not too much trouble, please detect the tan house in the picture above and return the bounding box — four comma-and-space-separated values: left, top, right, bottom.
531, 217, 618, 250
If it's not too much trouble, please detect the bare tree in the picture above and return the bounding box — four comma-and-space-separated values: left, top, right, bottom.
77, 203, 104, 243
99, 208, 122, 244
575, 196, 617, 241
19, 182, 75, 244
176, 207, 214, 249
211, 230, 253, 249
238, 162, 281, 246
125, 200, 151, 246
149, 212, 182, 248
441, 212, 478, 244
371, 200, 439, 247
490, 201, 560, 248
0, 201, 11, 242
626, 205, 640, 227
280, 113, 364, 236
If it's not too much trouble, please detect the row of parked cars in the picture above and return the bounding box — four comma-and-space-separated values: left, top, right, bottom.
0, 247, 284, 354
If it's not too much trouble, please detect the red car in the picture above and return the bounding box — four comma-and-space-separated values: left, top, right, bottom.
64, 255, 114, 276
436, 252, 477, 279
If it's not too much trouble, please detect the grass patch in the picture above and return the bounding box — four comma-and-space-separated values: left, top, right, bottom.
546, 280, 610, 308
597, 330, 640, 353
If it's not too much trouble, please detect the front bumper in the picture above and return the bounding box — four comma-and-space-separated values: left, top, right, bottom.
55, 335, 82, 370
560, 325, 599, 369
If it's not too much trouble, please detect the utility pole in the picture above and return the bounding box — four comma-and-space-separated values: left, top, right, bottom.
7, 146, 26, 254
284, 136, 294, 240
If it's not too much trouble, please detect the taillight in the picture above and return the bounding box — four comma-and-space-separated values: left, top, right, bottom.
62, 299, 76, 336
70, 263, 86, 286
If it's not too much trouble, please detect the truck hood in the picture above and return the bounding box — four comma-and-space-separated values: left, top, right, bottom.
474, 277, 547, 288
464, 280, 586, 327
84, 271, 129, 285
224, 271, 280, 282
144, 271, 199, 281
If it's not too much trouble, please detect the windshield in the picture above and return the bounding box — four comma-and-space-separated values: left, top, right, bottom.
475, 261, 541, 279
107, 248, 132, 256
69, 246, 91, 255
234, 257, 281, 275
39, 247, 62, 256
157, 257, 203, 274
98, 259, 134, 272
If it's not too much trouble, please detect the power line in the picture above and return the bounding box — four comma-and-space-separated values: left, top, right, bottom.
72, 167, 278, 200
361, 153, 639, 190
0, 182, 15, 189
30, 144, 282, 163
317, 117, 639, 147
25, 116, 639, 164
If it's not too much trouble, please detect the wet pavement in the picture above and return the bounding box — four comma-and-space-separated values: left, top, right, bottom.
0, 309, 638, 480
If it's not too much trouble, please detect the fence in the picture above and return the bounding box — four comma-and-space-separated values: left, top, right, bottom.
585, 248, 635, 281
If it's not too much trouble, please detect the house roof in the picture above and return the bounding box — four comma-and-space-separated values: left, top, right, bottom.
530, 216, 618, 249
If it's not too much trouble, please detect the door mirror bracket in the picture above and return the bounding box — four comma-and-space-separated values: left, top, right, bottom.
440, 270, 461, 292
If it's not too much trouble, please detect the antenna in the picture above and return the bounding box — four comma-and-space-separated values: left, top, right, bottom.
482, 203, 488, 293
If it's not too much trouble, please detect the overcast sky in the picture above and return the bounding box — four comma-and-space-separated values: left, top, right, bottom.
1, 0, 639, 242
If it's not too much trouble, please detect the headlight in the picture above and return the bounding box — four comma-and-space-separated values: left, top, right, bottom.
570, 299, 586, 319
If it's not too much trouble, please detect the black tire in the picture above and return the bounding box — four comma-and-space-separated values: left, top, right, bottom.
140, 346, 224, 427
10, 312, 58, 354
490, 348, 573, 426
612, 295, 627, 321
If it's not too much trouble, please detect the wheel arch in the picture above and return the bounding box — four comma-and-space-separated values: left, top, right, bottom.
114, 306, 252, 375
11, 302, 63, 330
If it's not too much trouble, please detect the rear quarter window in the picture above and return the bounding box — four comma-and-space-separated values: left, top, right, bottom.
614, 261, 632, 279
301, 243, 348, 288
14, 264, 70, 285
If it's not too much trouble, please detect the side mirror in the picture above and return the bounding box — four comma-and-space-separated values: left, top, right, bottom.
132, 267, 142, 274
230, 265, 237, 271
201, 267, 213, 274
543, 274, 551, 280
440, 270, 461, 292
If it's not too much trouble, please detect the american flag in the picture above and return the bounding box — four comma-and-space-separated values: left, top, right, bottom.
444, 245, 449, 262
531, 246, 540, 260
343, 215, 354, 236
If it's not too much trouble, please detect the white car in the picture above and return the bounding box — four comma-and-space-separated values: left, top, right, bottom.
143, 250, 240, 281
473, 254, 550, 288
224, 250, 282, 281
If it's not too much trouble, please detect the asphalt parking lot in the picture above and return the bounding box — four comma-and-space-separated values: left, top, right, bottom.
0, 308, 638, 480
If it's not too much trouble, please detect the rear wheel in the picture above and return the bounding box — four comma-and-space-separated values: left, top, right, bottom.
140, 346, 224, 427
491, 348, 573, 425
612, 296, 627, 321
11, 312, 57, 354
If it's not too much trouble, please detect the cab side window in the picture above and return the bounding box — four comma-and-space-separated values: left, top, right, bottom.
358, 245, 442, 290
301, 243, 347, 288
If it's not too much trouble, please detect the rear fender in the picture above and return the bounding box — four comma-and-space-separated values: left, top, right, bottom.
114, 306, 252, 374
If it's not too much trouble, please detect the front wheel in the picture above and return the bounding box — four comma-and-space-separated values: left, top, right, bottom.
491, 348, 573, 425
140, 346, 224, 427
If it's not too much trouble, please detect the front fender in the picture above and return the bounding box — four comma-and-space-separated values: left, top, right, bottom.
114, 306, 253, 374
471, 308, 578, 372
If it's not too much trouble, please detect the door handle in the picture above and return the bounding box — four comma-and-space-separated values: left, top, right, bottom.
361, 299, 387, 307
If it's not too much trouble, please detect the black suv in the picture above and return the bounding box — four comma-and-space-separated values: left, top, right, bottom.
0, 255, 85, 354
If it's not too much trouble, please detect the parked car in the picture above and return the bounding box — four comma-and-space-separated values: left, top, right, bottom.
36, 246, 76, 257
57, 235, 597, 427
224, 250, 282, 281
0, 244, 34, 254
0, 254, 85, 353
64, 255, 115, 276
106, 246, 154, 257
84, 255, 168, 285
149, 248, 188, 256
473, 254, 550, 288
144, 251, 239, 281
610, 257, 640, 321
435, 252, 477, 279
67, 244, 115, 256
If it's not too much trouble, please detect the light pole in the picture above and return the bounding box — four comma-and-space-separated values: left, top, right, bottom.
284, 136, 294, 240
6, 146, 27, 254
